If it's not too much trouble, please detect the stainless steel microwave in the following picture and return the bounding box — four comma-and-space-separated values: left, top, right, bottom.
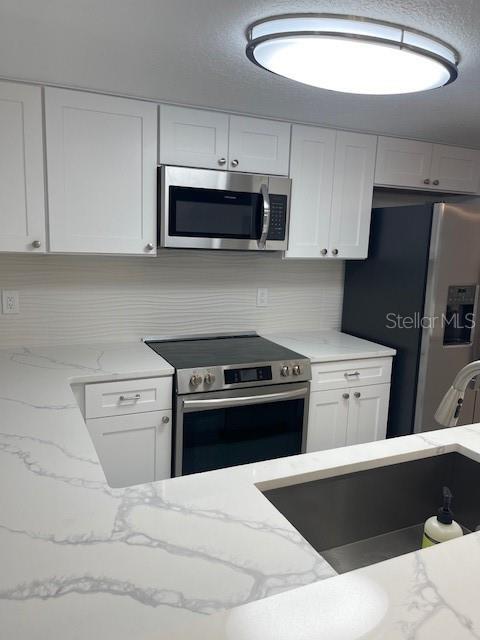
158, 165, 291, 251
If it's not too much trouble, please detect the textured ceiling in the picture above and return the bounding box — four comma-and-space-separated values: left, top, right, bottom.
0, 0, 479, 146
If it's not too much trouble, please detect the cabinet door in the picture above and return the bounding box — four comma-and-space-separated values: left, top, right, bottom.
159, 105, 229, 169
285, 125, 335, 259
375, 137, 433, 189
228, 115, 291, 175
87, 410, 171, 488
0, 82, 46, 253
45, 88, 157, 255
430, 144, 480, 193
306, 389, 349, 452
346, 384, 390, 446
329, 131, 377, 259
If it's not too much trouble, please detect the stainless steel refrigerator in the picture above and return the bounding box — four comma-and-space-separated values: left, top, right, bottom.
342, 201, 480, 437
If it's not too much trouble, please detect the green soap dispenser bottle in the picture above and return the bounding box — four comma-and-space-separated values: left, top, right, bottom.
422, 486, 463, 548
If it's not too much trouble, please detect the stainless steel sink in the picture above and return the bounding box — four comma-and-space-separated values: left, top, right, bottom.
263, 452, 479, 573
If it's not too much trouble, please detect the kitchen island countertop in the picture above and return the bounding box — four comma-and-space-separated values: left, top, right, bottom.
3, 338, 479, 640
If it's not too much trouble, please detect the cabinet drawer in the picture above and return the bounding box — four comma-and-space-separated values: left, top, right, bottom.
310, 358, 392, 392
85, 377, 172, 419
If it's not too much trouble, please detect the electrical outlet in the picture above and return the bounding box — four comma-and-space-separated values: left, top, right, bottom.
2, 290, 20, 315
256, 288, 269, 307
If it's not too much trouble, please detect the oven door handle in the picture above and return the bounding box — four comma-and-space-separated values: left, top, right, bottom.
182, 387, 308, 412
257, 183, 271, 250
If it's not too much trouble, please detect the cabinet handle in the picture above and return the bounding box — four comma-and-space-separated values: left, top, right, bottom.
31, 240, 41, 249
345, 371, 360, 378
342, 393, 350, 400
320, 248, 328, 256
218, 157, 226, 166
433, 179, 440, 186
331, 248, 339, 256
231, 159, 239, 168
354, 392, 361, 399
161, 415, 170, 424
145, 243, 155, 252
119, 394, 141, 402
423, 178, 431, 185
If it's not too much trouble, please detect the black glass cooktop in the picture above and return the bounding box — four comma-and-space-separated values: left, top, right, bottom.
146, 334, 305, 369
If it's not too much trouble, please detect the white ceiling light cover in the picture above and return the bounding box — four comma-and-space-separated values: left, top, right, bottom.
246, 15, 459, 95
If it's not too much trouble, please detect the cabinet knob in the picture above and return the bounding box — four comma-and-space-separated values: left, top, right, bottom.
162, 415, 170, 424
320, 248, 328, 256
218, 157, 226, 166
331, 248, 339, 256
433, 179, 440, 186
145, 243, 155, 252
31, 240, 41, 249
231, 159, 239, 168
354, 392, 361, 398
342, 393, 350, 400
423, 178, 431, 185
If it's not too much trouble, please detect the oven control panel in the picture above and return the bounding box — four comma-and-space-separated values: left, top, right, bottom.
224, 366, 272, 385
176, 360, 311, 395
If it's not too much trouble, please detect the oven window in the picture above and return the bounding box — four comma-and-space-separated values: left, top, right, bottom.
181, 398, 304, 475
169, 186, 261, 239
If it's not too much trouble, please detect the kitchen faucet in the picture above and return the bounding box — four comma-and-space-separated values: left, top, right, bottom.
435, 361, 480, 427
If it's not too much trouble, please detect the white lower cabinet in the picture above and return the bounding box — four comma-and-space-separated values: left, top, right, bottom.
87, 410, 172, 488
345, 384, 390, 446
307, 383, 390, 452
84, 376, 172, 488
306, 357, 392, 453
307, 389, 349, 452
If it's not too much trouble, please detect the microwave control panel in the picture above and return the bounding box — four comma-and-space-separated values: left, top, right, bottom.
267, 194, 288, 241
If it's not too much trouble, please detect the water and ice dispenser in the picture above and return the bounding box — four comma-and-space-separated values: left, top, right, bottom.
443, 285, 477, 346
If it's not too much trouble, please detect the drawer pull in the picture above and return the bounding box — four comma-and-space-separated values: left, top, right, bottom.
119, 394, 141, 402
345, 371, 360, 378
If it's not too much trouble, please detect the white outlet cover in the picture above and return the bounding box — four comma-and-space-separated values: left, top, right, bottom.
256, 288, 269, 307
2, 290, 20, 315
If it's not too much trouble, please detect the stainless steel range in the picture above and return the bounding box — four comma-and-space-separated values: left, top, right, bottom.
145, 333, 311, 477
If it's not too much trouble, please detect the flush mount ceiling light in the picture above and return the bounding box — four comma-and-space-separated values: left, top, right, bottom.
246, 14, 459, 95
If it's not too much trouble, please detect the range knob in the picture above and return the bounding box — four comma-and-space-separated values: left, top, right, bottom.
190, 374, 203, 387
204, 373, 216, 385
280, 365, 290, 377
292, 364, 302, 376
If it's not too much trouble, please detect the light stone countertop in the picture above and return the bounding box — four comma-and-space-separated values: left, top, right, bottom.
3, 338, 480, 640
262, 330, 396, 362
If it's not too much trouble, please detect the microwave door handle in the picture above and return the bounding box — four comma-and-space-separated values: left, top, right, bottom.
258, 183, 271, 249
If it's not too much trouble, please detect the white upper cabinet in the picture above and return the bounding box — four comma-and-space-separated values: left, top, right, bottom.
159, 105, 229, 170
286, 125, 377, 260
285, 125, 335, 259
159, 106, 290, 175
375, 137, 433, 189
329, 131, 377, 259
0, 82, 46, 253
228, 115, 291, 175
375, 136, 480, 193
45, 88, 157, 255
430, 144, 480, 193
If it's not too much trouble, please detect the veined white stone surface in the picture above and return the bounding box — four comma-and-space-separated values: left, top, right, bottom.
262, 330, 396, 363
1, 339, 479, 640
0, 341, 335, 639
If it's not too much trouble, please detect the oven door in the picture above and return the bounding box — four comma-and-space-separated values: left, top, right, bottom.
159, 165, 290, 251
174, 382, 309, 476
